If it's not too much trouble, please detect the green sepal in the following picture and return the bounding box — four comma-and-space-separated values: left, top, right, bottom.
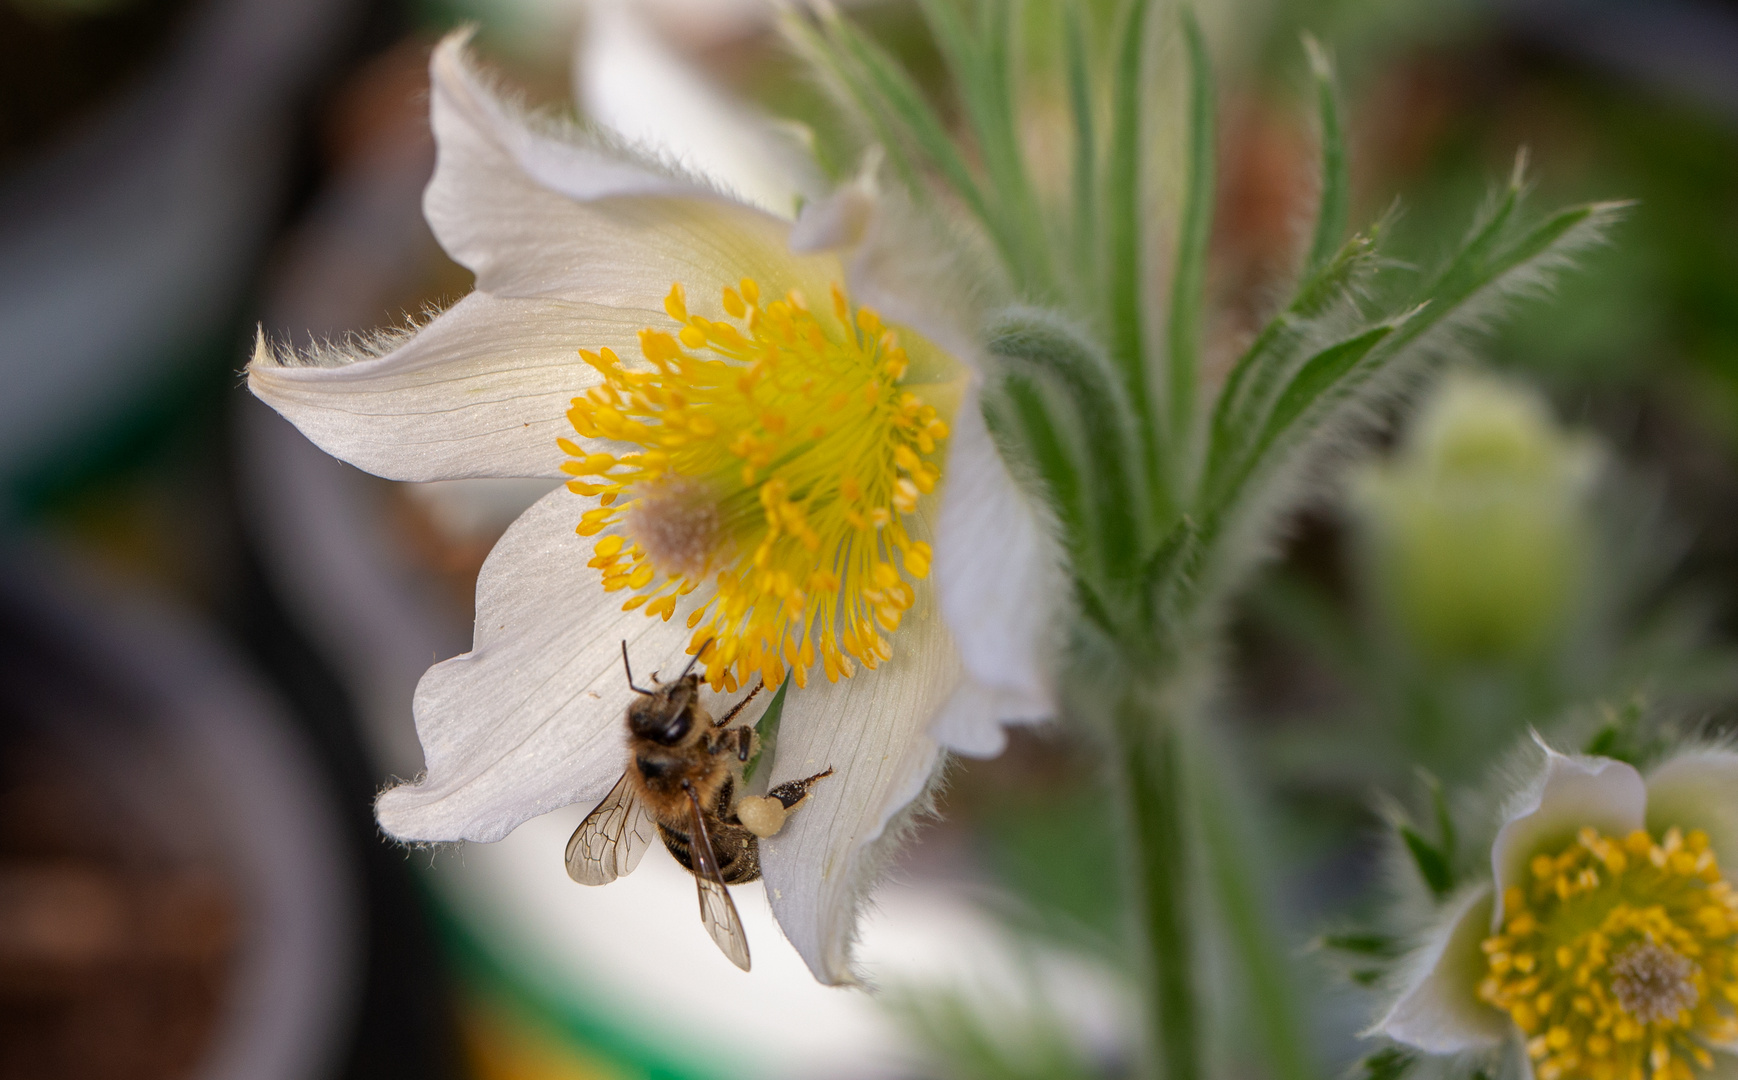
741, 673, 792, 785
1400, 825, 1455, 898
1357, 1047, 1419, 1080
1316, 931, 1402, 958
1421, 769, 1457, 866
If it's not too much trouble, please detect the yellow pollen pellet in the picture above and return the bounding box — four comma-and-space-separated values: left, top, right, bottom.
559, 277, 951, 687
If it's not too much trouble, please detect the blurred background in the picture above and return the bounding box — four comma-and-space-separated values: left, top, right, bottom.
2, 0, 1737, 1077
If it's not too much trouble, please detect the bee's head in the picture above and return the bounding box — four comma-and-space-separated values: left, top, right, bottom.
627, 675, 700, 745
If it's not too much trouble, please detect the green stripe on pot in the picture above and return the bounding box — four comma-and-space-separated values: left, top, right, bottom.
424, 878, 737, 1080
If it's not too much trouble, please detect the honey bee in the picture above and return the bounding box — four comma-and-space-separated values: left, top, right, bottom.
566, 643, 833, 970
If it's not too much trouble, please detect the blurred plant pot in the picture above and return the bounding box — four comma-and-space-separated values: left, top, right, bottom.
0, 542, 359, 1079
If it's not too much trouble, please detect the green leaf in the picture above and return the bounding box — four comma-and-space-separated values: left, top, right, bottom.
1421, 769, 1456, 866
1105, 0, 1158, 495
1301, 35, 1348, 275
1167, 6, 1215, 464
1230, 320, 1403, 491
1401, 825, 1454, 898
1203, 229, 1381, 508
983, 371, 1094, 569
1317, 931, 1402, 958
911, 0, 1053, 298
1064, 0, 1097, 294
742, 673, 791, 785
779, 12, 926, 193
988, 309, 1149, 580
1358, 1047, 1419, 1080
824, 14, 995, 226
1205, 188, 1623, 540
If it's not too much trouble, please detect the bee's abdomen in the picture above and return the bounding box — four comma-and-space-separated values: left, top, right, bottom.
659, 822, 762, 885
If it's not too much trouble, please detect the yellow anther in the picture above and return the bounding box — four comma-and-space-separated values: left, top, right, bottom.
665, 282, 689, 322
1482, 826, 1738, 1080
722, 287, 746, 318
560, 277, 949, 687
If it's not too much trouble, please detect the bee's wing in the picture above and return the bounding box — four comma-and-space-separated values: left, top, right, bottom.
565, 773, 657, 886
684, 786, 751, 971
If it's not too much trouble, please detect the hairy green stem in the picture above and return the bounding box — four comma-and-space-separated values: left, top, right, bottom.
1114, 696, 1201, 1080
1195, 734, 1316, 1080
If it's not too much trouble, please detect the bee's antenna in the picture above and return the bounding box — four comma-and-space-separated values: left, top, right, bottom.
680, 639, 714, 680
621, 641, 654, 696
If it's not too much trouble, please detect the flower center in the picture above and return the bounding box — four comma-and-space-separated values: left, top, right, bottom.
1479, 826, 1738, 1080
561, 279, 949, 693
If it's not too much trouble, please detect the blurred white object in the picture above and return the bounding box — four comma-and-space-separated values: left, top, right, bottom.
437, 804, 1133, 1078
579, 0, 823, 216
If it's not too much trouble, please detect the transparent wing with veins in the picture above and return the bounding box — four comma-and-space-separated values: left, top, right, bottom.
565, 773, 657, 886
684, 784, 751, 971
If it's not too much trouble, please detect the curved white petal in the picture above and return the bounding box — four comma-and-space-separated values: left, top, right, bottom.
1706, 1048, 1738, 1080
248, 293, 652, 481
376, 485, 697, 842
578, 1, 821, 218
427, 32, 839, 308
931, 379, 1060, 750
1374, 885, 1507, 1052
796, 182, 996, 372
1646, 748, 1738, 872
758, 591, 961, 985
1490, 746, 1645, 926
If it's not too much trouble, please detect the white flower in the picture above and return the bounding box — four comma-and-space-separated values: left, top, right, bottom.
1376, 742, 1738, 1080
247, 24, 1059, 984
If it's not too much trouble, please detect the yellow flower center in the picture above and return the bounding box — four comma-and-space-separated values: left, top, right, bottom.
1479, 826, 1738, 1080
561, 278, 950, 694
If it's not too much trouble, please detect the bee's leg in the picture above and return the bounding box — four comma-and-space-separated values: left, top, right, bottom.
735, 767, 834, 839
712, 681, 764, 728
769, 766, 834, 810
735, 725, 754, 762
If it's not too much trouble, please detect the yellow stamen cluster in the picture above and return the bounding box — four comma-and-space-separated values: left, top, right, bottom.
1479, 826, 1738, 1080
561, 279, 949, 693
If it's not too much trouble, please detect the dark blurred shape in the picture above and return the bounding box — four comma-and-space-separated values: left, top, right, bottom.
1503, 0, 1738, 123
0, 547, 361, 1080
0, 0, 358, 507
0, 0, 199, 168
0, 738, 238, 1080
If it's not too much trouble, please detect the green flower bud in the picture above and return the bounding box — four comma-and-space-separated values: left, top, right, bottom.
1352, 373, 1600, 665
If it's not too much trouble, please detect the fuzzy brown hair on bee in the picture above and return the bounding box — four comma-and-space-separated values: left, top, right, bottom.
565, 642, 833, 970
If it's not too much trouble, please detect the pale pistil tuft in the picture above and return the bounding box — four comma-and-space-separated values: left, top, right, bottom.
624, 475, 724, 579
1612, 941, 1700, 1025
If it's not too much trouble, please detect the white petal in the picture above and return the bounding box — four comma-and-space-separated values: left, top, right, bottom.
426, 31, 839, 307
788, 172, 875, 253
1489, 745, 1645, 925
1645, 748, 1738, 871
758, 593, 961, 985
799, 183, 997, 371
1373, 885, 1508, 1052
375, 485, 696, 842
248, 293, 641, 481
1706, 1049, 1738, 1080
578, 1, 821, 218
931, 379, 1061, 748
